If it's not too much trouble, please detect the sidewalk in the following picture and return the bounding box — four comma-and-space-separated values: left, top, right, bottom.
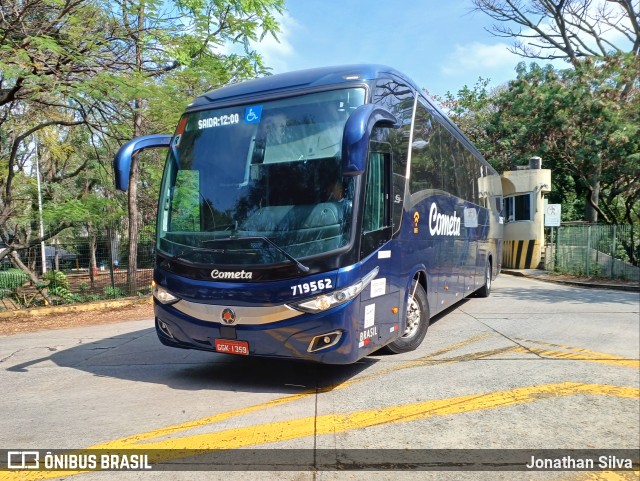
501, 268, 640, 292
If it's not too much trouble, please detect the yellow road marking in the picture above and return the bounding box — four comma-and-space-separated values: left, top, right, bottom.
567, 471, 640, 481
419, 332, 494, 358
45, 334, 505, 448
515, 339, 640, 369
2, 336, 637, 481
2, 382, 637, 481
527, 348, 639, 368
320, 332, 497, 392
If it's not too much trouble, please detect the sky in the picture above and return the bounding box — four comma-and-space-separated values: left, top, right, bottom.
253, 1, 538, 99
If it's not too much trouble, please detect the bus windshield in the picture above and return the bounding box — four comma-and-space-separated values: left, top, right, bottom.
157, 88, 366, 266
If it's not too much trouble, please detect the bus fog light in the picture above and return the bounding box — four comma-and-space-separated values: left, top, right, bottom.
308, 331, 342, 352
158, 320, 174, 338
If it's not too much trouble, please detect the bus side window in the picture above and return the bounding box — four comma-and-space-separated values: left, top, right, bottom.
373, 77, 414, 171
410, 101, 442, 195
361, 142, 392, 258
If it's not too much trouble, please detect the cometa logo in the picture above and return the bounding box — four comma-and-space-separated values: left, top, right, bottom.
428, 203, 461, 236
210, 269, 253, 280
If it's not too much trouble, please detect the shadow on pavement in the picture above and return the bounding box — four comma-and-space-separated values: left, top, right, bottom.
6, 326, 376, 394
11, 276, 627, 393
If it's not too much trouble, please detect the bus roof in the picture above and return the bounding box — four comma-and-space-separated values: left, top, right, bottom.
186, 64, 496, 173
189, 64, 420, 109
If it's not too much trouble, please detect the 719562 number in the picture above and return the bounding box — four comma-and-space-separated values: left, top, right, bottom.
290, 279, 332, 296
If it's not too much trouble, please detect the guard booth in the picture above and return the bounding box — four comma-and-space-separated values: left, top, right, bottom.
501, 157, 551, 269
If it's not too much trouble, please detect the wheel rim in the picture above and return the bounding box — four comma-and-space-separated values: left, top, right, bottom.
403, 294, 421, 339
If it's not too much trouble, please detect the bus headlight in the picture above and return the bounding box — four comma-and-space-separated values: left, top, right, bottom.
287, 267, 379, 314
153, 283, 180, 305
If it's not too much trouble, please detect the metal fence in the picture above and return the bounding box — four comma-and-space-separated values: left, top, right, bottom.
0, 224, 155, 311
545, 224, 639, 282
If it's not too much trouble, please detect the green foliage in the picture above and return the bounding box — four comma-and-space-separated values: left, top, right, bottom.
43, 270, 70, 290
103, 286, 124, 299
0, 0, 284, 246
444, 54, 640, 226
44, 270, 76, 302
0, 269, 28, 290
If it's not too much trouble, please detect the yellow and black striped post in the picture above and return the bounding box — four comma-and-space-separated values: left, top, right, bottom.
502, 240, 542, 269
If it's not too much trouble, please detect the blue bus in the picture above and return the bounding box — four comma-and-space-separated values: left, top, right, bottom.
114, 65, 503, 364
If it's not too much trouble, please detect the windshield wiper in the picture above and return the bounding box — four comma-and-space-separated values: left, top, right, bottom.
258, 236, 310, 273
201, 236, 310, 273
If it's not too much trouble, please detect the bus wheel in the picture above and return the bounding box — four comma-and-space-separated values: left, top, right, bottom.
385, 281, 429, 354
476, 260, 492, 298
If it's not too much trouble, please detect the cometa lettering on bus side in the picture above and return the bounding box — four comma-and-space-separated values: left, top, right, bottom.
428, 203, 461, 237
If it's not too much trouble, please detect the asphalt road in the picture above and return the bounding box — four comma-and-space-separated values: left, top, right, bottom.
0, 275, 638, 481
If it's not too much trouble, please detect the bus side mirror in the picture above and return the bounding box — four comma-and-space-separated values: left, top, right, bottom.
342, 105, 398, 176
113, 134, 172, 191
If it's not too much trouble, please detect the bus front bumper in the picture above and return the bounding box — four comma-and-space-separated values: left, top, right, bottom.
153, 300, 368, 365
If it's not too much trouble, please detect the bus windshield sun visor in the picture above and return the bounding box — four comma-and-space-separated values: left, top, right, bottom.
287, 267, 380, 313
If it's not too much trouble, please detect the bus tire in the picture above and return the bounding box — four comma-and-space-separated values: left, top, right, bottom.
476, 260, 492, 298
385, 281, 429, 354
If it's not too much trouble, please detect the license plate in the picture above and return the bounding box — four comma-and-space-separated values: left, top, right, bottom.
214, 339, 249, 356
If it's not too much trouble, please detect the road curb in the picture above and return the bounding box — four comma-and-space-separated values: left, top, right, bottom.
0, 296, 152, 319
501, 270, 640, 292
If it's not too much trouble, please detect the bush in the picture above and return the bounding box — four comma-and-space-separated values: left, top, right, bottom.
103, 286, 123, 299
44, 270, 75, 303
0, 269, 28, 290
43, 270, 70, 290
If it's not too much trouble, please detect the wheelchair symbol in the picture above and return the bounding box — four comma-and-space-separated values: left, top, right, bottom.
244, 106, 262, 124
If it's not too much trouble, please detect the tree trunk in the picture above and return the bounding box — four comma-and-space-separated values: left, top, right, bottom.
88, 224, 97, 287
127, 5, 144, 296
584, 164, 602, 223
127, 148, 140, 295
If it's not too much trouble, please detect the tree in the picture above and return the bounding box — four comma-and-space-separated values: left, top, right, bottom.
472, 0, 639, 63
472, 0, 639, 222
0, 0, 129, 302
107, 0, 284, 294
0, 0, 284, 301
444, 58, 639, 227
438, 77, 497, 147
